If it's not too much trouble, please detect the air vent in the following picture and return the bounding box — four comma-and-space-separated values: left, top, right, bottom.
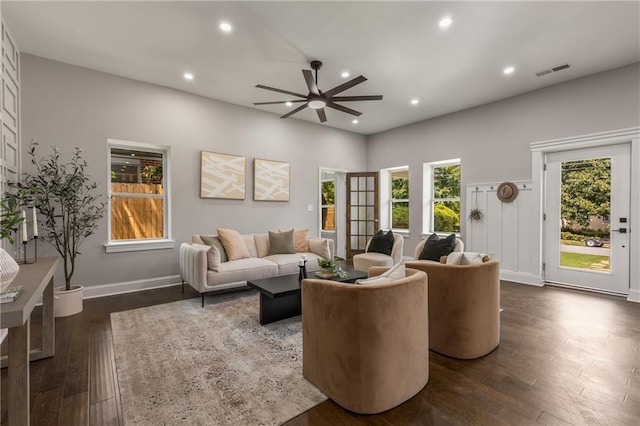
535, 63, 570, 77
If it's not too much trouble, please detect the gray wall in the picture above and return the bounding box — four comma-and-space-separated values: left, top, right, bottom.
367, 63, 640, 251
21, 54, 367, 289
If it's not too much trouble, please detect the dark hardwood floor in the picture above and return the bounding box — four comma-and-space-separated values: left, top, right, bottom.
1, 281, 638, 425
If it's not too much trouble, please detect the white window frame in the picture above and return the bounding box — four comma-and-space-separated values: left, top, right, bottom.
380, 165, 410, 235
320, 173, 336, 233
105, 138, 174, 253
423, 159, 461, 236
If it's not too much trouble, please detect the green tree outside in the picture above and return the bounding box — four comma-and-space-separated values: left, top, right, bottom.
561, 159, 610, 229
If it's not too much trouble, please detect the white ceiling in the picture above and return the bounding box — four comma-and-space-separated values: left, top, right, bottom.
4, 1, 639, 135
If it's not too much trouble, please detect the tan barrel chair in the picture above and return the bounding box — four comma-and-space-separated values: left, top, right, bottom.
406, 258, 500, 359
302, 267, 429, 414
352, 232, 404, 272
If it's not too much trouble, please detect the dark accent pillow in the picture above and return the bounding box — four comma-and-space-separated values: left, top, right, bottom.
268, 230, 295, 255
200, 235, 228, 263
367, 230, 395, 256
419, 233, 456, 261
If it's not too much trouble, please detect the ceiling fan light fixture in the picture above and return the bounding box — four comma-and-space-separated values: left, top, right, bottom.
308, 95, 326, 109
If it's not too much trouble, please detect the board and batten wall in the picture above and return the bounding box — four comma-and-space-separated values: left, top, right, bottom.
367, 63, 640, 290
20, 54, 368, 296
465, 182, 540, 285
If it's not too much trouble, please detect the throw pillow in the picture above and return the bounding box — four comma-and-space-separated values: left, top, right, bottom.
216, 228, 251, 261
419, 233, 456, 261
206, 245, 221, 271
446, 252, 486, 265
382, 261, 406, 279
293, 228, 310, 252
367, 230, 394, 256
445, 252, 464, 265
200, 235, 228, 263
253, 233, 270, 258
268, 229, 295, 255
308, 238, 331, 258
355, 276, 394, 285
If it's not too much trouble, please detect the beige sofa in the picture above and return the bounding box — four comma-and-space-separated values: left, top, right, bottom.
302, 266, 429, 414
180, 233, 334, 306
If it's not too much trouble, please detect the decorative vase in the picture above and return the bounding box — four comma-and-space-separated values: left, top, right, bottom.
0, 247, 20, 292
53, 285, 84, 317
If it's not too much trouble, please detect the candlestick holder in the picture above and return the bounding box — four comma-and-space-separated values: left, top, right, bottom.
16, 236, 38, 265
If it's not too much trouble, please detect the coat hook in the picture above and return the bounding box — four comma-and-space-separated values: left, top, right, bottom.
523, 184, 527, 188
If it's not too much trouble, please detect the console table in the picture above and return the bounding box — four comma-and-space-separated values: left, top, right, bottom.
1, 257, 61, 426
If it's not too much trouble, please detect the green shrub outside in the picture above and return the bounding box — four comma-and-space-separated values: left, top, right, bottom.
392, 205, 409, 229
435, 204, 459, 232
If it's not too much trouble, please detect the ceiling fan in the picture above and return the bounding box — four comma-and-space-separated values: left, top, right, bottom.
253, 60, 383, 123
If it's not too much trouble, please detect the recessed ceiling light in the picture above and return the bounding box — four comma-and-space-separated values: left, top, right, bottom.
410, 99, 419, 105
341, 71, 350, 78
285, 101, 293, 107
503, 66, 515, 75
438, 17, 453, 28
219, 21, 232, 33
352, 119, 358, 124
183, 72, 194, 81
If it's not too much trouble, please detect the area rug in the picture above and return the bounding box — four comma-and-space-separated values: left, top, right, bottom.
111, 291, 327, 425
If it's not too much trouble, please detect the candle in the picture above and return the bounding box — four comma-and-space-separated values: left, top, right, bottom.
22, 210, 27, 242
299, 259, 304, 267
32, 206, 38, 237
301, 254, 307, 261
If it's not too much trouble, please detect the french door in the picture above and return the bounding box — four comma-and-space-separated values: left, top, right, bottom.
544, 144, 630, 294
346, 172, 378, 259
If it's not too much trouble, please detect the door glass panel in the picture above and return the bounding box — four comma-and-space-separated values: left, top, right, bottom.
351, 177, 358, 188
367, 191, 374, 204
367, 221, 374, 234
367, 207, 374, 219
351, 207, 358, 219
559, 158, 611, 271
359, 177, 366, 188
358, 207, 366, 218
359, 222, 367, 234
351, 236, 358, 248
359, 236, 367, 249
367, 176, 374, 189
351, 192, 358, 205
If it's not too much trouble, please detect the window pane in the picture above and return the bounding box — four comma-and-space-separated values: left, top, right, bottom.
111, 196, 164, 240
321, 181, 335, 205
392, 201, 409, 229
110, 147, 165, 241
322, 206, 335, 231
391, 170, 409, 200
434, 201, 460, 233
434, 165, 460, 198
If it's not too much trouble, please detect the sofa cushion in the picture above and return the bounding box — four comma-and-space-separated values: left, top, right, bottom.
269, 230, 295, 255
263, 253, 321, 275
217, 228, 251, 260
199, 235, 228, 263
206, 258, 278, 287
293, 228, 310, 252
419, 233, 456, 261
308, 238, 331, 258
367, 230, 394, 256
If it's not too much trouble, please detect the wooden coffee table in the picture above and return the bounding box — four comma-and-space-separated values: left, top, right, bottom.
247, 266, 367, 325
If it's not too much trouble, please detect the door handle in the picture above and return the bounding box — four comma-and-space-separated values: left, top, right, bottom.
611, 228, 627, 233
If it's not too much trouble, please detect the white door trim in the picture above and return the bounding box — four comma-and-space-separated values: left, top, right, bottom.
530, 127, 640, 303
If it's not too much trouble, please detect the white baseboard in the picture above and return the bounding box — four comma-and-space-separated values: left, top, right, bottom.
627, 289, 640, 303
500, 270, 544, 287
82, 275, 182, 299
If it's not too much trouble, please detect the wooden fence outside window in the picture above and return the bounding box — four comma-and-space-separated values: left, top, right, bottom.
111, 183, 164, 240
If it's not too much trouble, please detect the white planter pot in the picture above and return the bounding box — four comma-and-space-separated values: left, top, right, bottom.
54, 285, 83, 317
0, 248, 20, 292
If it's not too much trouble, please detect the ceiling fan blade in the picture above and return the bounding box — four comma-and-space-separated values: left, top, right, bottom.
323, 75, 367, 97
253, 100, 307, 105
326, 102, 362, 117
255, 84, 307, 99
316, 108, 327, 123
330, 95, 383, 102
302, 70, 319, 95
280, 103, 308, 119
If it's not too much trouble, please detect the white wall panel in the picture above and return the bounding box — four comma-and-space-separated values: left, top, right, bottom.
466, 181, 542, 285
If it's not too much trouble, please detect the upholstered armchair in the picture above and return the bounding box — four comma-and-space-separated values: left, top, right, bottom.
405, 258, 500, 359
352, 232, 404, 272
301, 267, 429, 414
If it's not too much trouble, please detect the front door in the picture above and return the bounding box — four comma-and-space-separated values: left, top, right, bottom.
544, 144, 630, 294
346, 172, 378, 259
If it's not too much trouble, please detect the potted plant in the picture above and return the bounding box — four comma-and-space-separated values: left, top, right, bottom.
317, 256, 339, 275
0, 195, 24, 290
15, 143, 105, 316
469, 208, 483, 221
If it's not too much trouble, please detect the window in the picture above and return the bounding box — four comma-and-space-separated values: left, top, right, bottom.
424, 160, 461, 234
321, 172, 336, 231
106, 139, 173, 253
390, 169, 409, 230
